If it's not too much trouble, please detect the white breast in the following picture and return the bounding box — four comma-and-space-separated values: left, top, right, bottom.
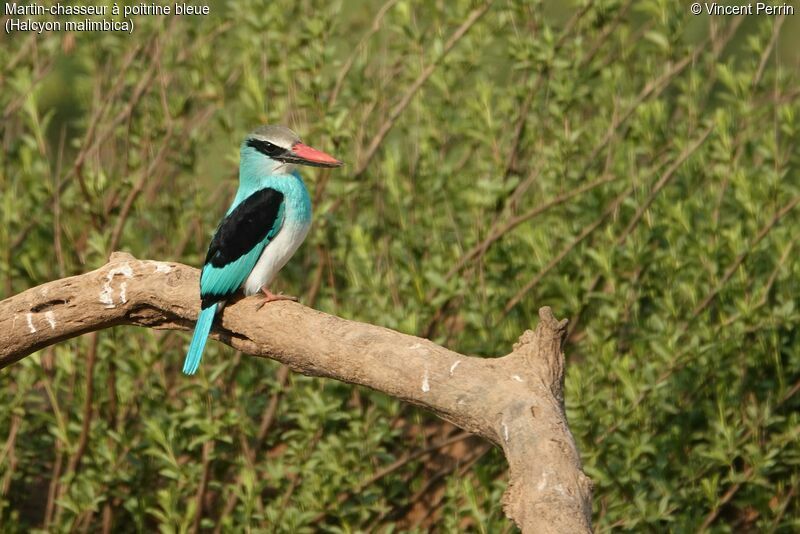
242, 219, 310, 296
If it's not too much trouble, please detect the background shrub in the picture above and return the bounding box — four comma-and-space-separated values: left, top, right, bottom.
1, 0, 798, 531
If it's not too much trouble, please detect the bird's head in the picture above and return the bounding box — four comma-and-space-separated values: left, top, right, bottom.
241, 125, 343, 175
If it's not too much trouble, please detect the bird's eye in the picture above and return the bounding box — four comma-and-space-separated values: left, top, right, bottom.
247, 138, 285, 158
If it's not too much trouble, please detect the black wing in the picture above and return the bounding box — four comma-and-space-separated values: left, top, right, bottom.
198, 187, 284, 307
204, 187, 285, 268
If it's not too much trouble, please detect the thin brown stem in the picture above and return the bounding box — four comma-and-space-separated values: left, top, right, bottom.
503, 187, 632, 316
691, 195, 800, 319
355, 0, 495, 176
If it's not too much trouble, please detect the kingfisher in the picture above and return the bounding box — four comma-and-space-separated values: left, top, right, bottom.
182, 125, 342, 375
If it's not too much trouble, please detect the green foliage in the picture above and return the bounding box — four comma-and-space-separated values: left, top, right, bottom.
1, 0, 799, 531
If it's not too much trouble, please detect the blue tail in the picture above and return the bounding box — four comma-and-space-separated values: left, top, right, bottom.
183, 303, 218, 375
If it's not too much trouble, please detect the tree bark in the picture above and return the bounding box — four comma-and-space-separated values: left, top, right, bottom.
0, 251, 593, 532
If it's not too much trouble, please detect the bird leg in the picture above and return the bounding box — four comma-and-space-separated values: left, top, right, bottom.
256, 287, 298, 310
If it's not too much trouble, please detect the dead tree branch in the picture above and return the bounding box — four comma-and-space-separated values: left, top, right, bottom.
0, 251, 593, 533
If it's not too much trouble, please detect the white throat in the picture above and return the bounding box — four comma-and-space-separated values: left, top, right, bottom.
271, 160, 296, 175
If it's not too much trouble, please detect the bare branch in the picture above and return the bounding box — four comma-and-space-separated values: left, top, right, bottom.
0, 252, 592, 532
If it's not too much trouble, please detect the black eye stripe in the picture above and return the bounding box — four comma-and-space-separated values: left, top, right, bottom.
246, 138, 287, 158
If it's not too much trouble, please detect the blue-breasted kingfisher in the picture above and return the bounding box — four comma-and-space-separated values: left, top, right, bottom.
182, 125, 342, 375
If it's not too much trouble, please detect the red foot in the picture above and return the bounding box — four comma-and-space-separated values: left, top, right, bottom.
256, 287, 298, 310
